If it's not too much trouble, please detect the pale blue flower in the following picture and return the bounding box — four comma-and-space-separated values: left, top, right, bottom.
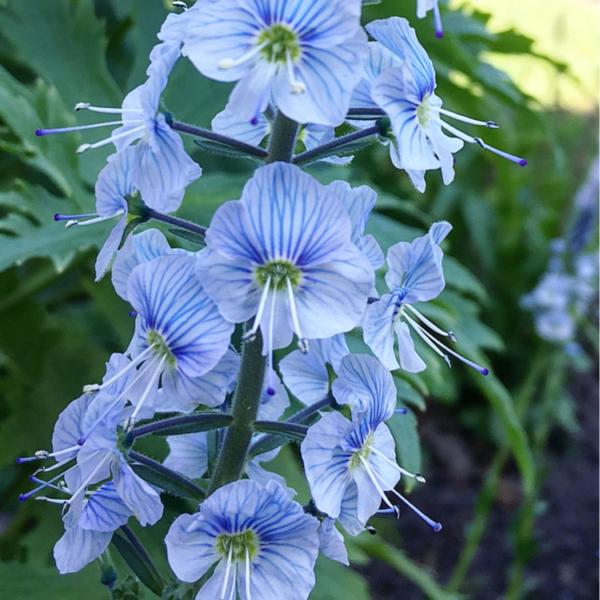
54, 481, 131, 574
19, 355, 163, 528
280, 334, 349, 405
301, 354, 439, 534
179, 0, 368, 125
38, 42, 201, 211
166, 479, 320, 600
363, 222, 489, 374
196, 162, 374, 385
417, 0, 444, 38
360, 18, 526, 189
349, 42, 427, 192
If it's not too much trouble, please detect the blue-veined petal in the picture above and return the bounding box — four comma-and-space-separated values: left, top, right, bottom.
113, 457, 163, 526
128, 254, 234, 378
95, 148, 134, 217
301, 411, 353, 518
318, 518, 349, 565
337, 480, 363, 535
212, 103, 270, 146
385, 221, 452, 303
94, 214, 128, 281
54, 525, 112, 574
78, 482, 131, 532
363, 294, 400, 370
295, 246, 373, 340
367, 17, 436, 97
111, 229, 172, 300
228, 61, 278, 124
258, 371, 290, 421
332, 354, 396, 422
181, 0, 261, 82
130, 116, 201, 213
164, 432, 208, 480
395, 320, 427, 372
350, 41, 401, 109
160, 348, 240, 412
274, 31, 368, 126
165, 513, 220, 583
51, 394, 94, 460
280, 334, 348, 405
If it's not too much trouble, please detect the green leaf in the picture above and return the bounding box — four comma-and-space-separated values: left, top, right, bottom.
0, 562, 109, 600
310, 556, 370, 600
0, 186, 104, 273
112, 528, 165, 598
0, 0, 120, 106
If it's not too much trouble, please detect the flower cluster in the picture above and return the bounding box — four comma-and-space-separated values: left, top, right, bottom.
22, 1, 527, 597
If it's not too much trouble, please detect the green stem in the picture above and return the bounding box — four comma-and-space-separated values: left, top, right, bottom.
208, 111, 299, 493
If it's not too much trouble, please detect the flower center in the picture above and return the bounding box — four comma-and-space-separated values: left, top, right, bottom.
255, 259, 301, 290
416, 96, 432, 126
257, 23, 300, 64
216, 529, 259, 561
147, 330, 176, 368
349, 432, 375, 470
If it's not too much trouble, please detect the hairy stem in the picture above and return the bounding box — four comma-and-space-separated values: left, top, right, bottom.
208, 111, 299, 493
144, 207, 207, 238
293, 123, 382, 165
127, 413, 233, 440
170, 120, 268, 159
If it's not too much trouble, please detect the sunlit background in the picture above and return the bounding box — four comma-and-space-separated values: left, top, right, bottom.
0, 1, 597, 598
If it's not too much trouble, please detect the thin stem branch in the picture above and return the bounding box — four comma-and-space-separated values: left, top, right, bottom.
170, 120, 268, 159
254, 421, 308, 440
145, 207, 207, 238
346, 107, 387, 117
127, 413, 233, 440
288, 393, 336, 424
128, 450, 206, 500
293, 124, 382, 165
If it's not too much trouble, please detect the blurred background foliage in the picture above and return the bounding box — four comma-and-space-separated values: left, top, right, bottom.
0, 0, 597, 598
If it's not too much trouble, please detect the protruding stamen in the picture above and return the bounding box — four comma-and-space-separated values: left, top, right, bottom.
33, 496, 68, 505
83, 345, 155, 394
389, 487, 442, 532
404, 313, 451, 367
66, 454, 111, 505
438, 108, 498, 129
36, 121, 125, 137
358, 455, 395, 512
433, 4, 444, 39
370, 447, 427, 483
376, 506, 401, 519
366, 525, 377, 535
439, 121, 527, 167
244, 547, 252, 600
76, 124, 145, 154
405, 314, 489, 375
265, 291, 278, 396
286, 52, 305, 94
218, 42, 267, 70
126, 355, 166, 428
228, 563, 237, 600
74, 103, 144, 115
243, 277, 272, 342
395, 407, 408, 415
54, 212, 97, 222
62, 210, 124, 229
220, 545, 233, 600
172, 0, 188, 8
406, 305, 453, 338
286, 278, 308, 353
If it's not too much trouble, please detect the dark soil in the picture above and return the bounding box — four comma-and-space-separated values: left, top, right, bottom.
359, 368, 599, 600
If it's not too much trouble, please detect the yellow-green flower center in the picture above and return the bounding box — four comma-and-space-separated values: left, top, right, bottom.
147, 330, 176, 368
257, 23, 300, 64
216, 529, 259, 561
349, 433, 375, 470
255, 259, 301, 290
416, 96, 432, 126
